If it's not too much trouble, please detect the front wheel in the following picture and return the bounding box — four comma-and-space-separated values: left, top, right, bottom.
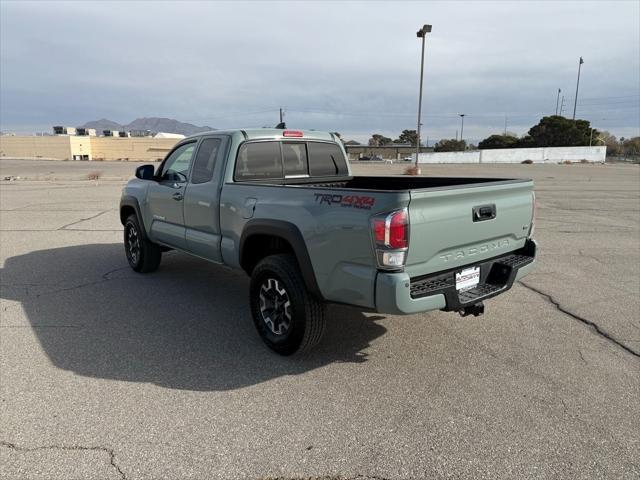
124, 214, 162, 273
249, 254, 326, 355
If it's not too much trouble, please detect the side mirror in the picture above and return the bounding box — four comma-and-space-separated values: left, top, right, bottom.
135, 164, 155, 180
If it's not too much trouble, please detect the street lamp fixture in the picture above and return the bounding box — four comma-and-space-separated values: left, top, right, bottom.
459, 114, 465, 144
415, 24, 432, 171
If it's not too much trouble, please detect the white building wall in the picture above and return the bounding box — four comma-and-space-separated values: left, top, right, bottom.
417, 146, 606, 164
541, 146, 606, 162
417, 150, 481, 164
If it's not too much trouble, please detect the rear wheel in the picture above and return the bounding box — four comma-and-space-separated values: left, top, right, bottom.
124, 214, 161, 273
249, 254, 326, 355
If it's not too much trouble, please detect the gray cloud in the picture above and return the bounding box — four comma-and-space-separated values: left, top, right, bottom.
1, 0, 638, 142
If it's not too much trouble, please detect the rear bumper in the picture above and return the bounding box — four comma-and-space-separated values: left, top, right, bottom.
375, 239, 537, 315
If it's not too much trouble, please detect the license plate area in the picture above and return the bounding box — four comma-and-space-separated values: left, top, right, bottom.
456, 266, 480, 291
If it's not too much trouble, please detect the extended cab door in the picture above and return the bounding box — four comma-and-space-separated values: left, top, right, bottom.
183, 135, 228, 262
146, 141, 196, 249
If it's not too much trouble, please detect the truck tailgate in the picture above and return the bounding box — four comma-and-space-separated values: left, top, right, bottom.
405, 180, 534, 278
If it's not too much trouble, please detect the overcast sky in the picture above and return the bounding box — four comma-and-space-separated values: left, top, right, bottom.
1, 0, 639, 143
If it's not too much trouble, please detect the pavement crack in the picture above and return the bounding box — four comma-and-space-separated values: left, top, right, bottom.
0, 440, 126, 479
578, 349, 588, 364
2, 266, 131, 301
519, 281, 639, 358
58, 210, 111, 230
578, 249, 605, 265
102, 266, 130, 280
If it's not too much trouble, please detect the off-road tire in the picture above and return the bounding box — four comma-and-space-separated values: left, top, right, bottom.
124, 213, 162, 273
249, 254, 326, 355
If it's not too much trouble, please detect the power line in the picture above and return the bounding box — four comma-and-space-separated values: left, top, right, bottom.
577, 94, 640, 101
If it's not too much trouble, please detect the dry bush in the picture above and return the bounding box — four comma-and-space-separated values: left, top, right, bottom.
580, 159, 589, 163
563, 160, 573, 165
87, 171, 103, 180
521, 159, 534, 164
404, 165, 421, 175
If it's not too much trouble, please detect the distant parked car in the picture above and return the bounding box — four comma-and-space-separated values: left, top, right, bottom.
403, 156, 413, 162
370, 155, 383, 161
359, 155, 371, 161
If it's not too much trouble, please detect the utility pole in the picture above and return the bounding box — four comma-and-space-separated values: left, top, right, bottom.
504, 115, 508, 136
559, 95, 566, 116
455, 129, 458, 141
555, 88, 561, 115
572, 57, 584, 120
459, 114, 465, 143
415, 24, 432, 171
279, 108, 284, 124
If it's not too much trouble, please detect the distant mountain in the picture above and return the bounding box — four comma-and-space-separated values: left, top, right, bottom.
82, 118, 123, 131
81, 117, 215, 136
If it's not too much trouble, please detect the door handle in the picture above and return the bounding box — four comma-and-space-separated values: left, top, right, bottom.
172, 192, 184, 201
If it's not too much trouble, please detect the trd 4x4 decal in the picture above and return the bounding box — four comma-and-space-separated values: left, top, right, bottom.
314, 193, 375, 210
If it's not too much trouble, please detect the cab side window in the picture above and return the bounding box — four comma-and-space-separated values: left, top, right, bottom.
191, 138, 221, 184
160, 143, 195, 182
235, 142, 282, 181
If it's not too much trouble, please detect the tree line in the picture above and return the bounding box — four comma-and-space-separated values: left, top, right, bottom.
361, 116, 639, 157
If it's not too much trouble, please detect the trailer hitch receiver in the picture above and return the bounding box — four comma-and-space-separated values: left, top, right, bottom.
459, 302, 485, 317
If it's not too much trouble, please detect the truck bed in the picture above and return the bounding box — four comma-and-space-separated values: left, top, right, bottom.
272, 174, 536, 284
285, 175, 528, 191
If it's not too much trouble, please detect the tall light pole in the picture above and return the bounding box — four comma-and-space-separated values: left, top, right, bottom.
459, 114, 465, 144
572, 57, 584, 120
555, 88, 561, 115
415, 24, 432, 170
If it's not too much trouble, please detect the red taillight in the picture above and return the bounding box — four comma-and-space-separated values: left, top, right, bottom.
389, 209, 408, 248
371, 208, 409, 269
372, 209, 409, 248
283, 130, 303, 137
373, 218, 386, 243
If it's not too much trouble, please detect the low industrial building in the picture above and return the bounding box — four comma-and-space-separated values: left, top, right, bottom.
0, 135, 179, 161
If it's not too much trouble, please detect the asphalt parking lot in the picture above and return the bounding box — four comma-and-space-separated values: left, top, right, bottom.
1, 159, 639, 479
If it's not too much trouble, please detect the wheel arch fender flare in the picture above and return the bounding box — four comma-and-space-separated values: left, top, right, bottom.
239, 219, 323, 300
120, 195, 149, 239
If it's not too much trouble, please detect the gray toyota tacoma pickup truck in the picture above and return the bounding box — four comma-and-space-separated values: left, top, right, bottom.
120, 128, 537, 355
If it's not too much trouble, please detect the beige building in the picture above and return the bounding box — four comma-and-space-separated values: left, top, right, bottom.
0, 135, 180, 161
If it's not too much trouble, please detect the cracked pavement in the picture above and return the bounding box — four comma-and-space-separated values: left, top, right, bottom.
1, 159, 639, 479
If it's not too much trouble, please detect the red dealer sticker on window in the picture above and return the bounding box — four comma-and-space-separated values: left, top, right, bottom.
314, 193, 375, 210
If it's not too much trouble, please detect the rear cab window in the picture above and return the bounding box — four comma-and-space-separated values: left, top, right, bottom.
307, 142, 348, 176
282, 142, 308, 177
234, 139, 348, 181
